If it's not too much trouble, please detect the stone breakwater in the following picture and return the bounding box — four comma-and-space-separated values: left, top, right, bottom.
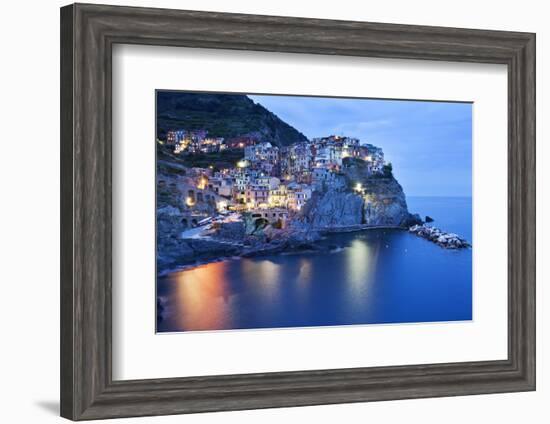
409, 224, 470, 249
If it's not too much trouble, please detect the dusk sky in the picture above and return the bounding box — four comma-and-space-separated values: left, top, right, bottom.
249, 95, 472, 197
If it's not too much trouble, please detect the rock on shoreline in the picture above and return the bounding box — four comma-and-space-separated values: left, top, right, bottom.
409, 224, 470, 249
156, 217, 326, 274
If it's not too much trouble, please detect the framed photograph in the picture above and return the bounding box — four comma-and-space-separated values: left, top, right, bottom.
60, 3, 536, 420
155, 90, 473, 333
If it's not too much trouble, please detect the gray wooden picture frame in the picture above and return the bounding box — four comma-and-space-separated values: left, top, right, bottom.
60, 3, 536, 421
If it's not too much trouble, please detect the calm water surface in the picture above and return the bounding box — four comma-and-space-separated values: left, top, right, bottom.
157, 197, 472, 332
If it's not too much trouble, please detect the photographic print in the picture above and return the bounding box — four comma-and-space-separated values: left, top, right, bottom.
156, 91, 472, 333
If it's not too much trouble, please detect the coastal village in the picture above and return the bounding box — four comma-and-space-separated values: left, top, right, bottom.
156, 125, 468, 272
159, 129, 387, 230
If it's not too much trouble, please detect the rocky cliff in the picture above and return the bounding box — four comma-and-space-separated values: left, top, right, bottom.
360, 177, 415, 227
299, 159, 420, 229
299, 190, 365, 228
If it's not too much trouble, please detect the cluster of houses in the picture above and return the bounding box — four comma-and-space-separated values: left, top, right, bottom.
164, 130, 387, 226
166, 129, 226, 154
198, 167, 313, 216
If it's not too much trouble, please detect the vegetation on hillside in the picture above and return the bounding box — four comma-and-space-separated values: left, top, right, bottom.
156, 91, 308, 147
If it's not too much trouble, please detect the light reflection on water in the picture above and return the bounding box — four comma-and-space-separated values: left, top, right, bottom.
157, 197, 472, 333
347, 239, 374, 289
170, 261, 232, 331
158, 231, 471, 332
157, 239, 380, 333
297, 259, 312, 288
344, 239, 377, 316
241, 260, 281, 301
157, 231, 472, 333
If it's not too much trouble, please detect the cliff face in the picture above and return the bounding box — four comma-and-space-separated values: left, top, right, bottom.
360, 177, 412, 226
299, 190, 365, 228
299, 160, 419, 229
156, 92, 308, 147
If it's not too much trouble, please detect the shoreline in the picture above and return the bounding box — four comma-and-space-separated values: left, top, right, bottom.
158, 225, 408, 276
320, 224, 404, 234
158, 255, 243, 277
157, 220, 471, 278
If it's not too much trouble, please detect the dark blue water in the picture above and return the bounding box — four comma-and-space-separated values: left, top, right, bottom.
157, 197, 472, 332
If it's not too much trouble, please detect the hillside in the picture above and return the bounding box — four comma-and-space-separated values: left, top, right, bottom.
156, 91, 308, 147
